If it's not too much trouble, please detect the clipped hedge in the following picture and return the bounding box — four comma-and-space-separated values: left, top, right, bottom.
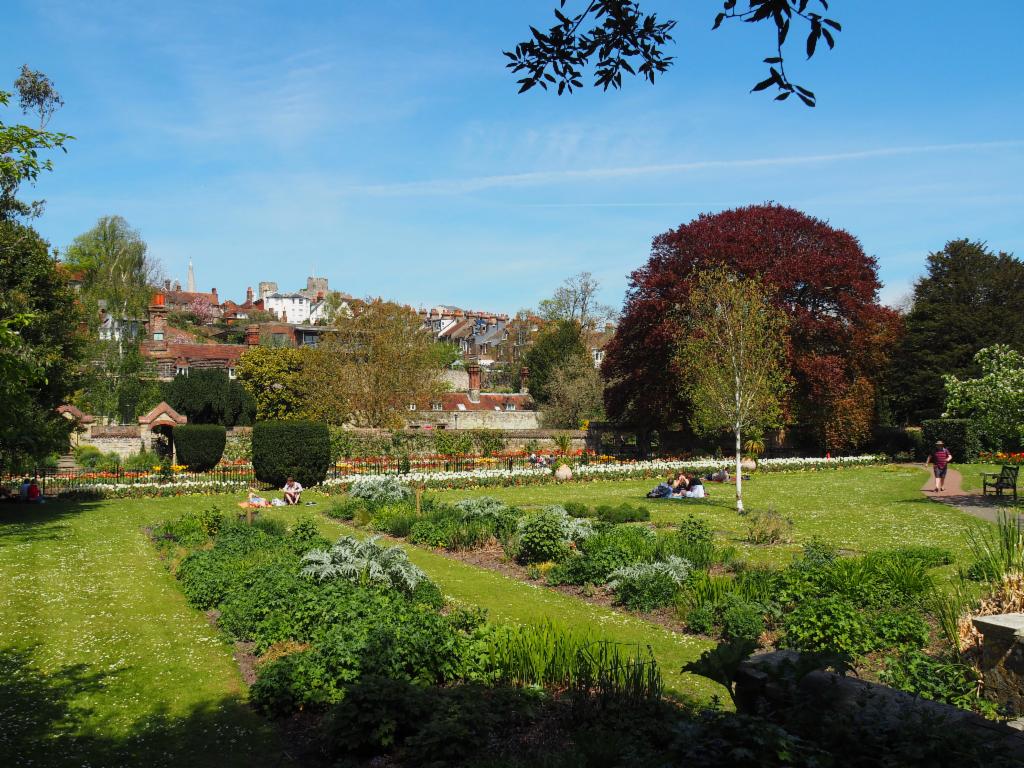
921, 419, 980, 462
173, 424, 226, 471
253, 420, 331, 488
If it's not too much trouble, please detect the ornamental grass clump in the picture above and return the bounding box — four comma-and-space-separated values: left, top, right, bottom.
302, 535, 427, 595
607, 556, 692, 611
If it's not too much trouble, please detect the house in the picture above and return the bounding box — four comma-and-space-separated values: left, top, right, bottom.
587, 323, 616, 368
220, 287, 262, 322
263, 292, 312, 324
159, 278, 221, 316
407, 364, 539, 430
140, 293, 248, 380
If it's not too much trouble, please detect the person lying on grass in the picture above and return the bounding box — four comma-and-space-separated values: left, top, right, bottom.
238, 489, 270, 509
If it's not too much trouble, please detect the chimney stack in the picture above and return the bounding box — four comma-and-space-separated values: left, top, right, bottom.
211, 288, 218, 303
163, 279, 171, 291
245, 324, 260, 348
246, 286, 254, 305
148, 293, 168, 351
519, 366, 529, 395
467, 363, 481, 403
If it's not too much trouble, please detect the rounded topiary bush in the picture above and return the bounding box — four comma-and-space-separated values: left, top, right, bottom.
173, 424, 227, 471
252, 420, 331, 489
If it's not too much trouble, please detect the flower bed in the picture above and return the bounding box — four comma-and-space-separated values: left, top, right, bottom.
51, 455, 886, 499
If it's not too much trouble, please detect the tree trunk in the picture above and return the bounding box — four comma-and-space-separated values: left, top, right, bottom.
735, 425, 744, 513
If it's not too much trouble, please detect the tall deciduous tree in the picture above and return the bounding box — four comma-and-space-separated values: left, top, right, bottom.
889, 240, 1024, 426
0, 221, 83, 468
64, 216, 159, 323
538, 271, 618, 331
1, 74, 72, 219
236, 346, 309, 421
0, 70, 82, 468
508, 1, 841, 105
523, 320, 591, 404
305, 300, 445, 428
943, 345, 1024, 451
681, 270, 789, 511
542, 358, 606, 429
602, 204, 900, 452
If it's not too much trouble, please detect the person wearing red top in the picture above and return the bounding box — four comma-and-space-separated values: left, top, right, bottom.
27, 478, 42, 503
925, 441, 953, 493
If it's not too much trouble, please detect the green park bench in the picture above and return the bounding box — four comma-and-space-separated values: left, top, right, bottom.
982, 465, 1019, 501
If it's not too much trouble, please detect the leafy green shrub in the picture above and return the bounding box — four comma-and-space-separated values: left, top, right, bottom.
509, 506, 593, 564
123, 449, 161, 471
319, 679, 542, 765
685, 604, 716, 634
348, 476, 412, 503
252, 420, 331, 488
746, 508, 793, 545
515, 510, 572, 564
872, 610, 929, 650
158, 506, 224, 548
593, 503, 650, 523
408, 518, 458, 549
922, 418, 981, 463
468, 428, 507, 457
607, 557, 692, 610
562, 501, 591, 518
325, 496, 366, 521
433, 430, 473, 456
547, 525, 657, 586
453, 496, 521, 541
73, 444, 121, 471
782, 596, 874, 656
172, 424, 226, 471
369, 501, 419, 537
721, 599, 766, 642
880, 651, 990, 713
177, 550, 239, 609
288, 518, 330, 555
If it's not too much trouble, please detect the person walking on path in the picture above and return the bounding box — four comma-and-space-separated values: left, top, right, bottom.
925, 440, 954, 493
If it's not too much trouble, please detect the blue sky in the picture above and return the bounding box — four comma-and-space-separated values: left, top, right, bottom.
7, 1, 1023, 312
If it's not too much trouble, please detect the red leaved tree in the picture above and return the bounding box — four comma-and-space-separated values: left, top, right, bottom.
602, 204, 902, 452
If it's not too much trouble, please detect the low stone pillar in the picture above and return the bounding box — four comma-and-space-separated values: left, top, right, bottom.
973, 613, 1024, 715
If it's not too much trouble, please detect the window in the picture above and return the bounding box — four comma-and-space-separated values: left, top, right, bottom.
153, 331, 164, 341
408, 403, 417, 411
176, 366, 189, 377
432, 402, 443, 411
227, 367, 236, 380
505, 403, 516, 411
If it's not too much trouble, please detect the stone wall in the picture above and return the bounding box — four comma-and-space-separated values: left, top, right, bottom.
973, 613, 1024, 715
80, 425, 146, 459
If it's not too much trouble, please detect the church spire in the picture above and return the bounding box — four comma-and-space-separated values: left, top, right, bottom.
187, 259, 196, 293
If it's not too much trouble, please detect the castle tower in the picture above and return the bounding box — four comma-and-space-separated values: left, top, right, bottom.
187, 259, 196, 293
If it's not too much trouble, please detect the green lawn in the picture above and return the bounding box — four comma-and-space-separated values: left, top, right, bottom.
959, 463, 1005, 492
0, 466, 996, 763
432, 465, 988, 571
0, 496, 289, 768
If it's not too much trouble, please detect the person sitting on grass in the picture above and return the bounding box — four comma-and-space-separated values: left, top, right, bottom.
684, 475, 706, 499
283, 476, 303, 505
671, 473, 690, 497
646, 476, 675, 498
27, 478, 43, 504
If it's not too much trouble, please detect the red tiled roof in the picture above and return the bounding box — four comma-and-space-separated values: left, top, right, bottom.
165, 290, 218, 306
58, 404, 94, 424
142, 341, 246, 364
439, 393, 534, 412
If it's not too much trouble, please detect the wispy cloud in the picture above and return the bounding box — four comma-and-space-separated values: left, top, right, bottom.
350, 140, 1024, 197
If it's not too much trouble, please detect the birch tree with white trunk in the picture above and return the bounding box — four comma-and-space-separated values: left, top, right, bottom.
679, 269, 789, 512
